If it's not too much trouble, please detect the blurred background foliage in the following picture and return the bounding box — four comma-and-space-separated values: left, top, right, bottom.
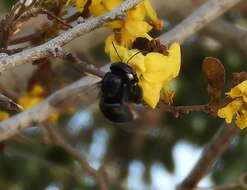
0, 0, 246, 190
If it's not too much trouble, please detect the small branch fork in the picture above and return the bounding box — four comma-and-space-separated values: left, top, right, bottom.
16, 7, 72, 29
45, 126, 108, 190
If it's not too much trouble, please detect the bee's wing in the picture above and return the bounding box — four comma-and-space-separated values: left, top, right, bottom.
76, 82, 101, 108
51, 81, 101, 110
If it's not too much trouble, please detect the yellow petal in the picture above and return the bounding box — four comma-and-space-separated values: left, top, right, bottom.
105, 20, 123, 29
105, 34, 116, 55
91, 0, 102, 6
144, 42, 180, 80
143, 0, 163, 30
89, 2, 106, 16
236, 109, 247, 129
139, 77, 162, 108
125, 20, 152, 37
227, 80, 247, 100
143, 0, 158, 21
143, 43, 181, 83
123, 50, 146, 73
102, 0, 122, 11
144, 52, 167, 73
127, 4, 146, 20
217, 98, 243, 124
105, 34, 125, 62
167, 42, 181, 78
75, 0, 87, 12
120, 28, 134, 47
30, 85, 44, 96
0, 111, 9, 121
110, 45, 128, 63
18, 96, 43, 109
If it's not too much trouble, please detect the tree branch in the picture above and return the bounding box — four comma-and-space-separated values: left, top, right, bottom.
0, 0, 142, 73
0, 71, 104, 141
45, 125, 108, 190
203, 19, 247, 56
176, 124, 240, 190
160, 0, 242, 44
0, 0, 241, 142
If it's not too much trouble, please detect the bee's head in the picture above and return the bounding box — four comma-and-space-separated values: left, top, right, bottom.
110, 62, 139, 84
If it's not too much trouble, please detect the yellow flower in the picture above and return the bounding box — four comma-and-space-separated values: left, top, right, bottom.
18, 84, 60, 123
75, 0, 87, 11
89, 0, 123, 16
0, 111, 9, 121
48, 112, 60, 124
218, 80, 247, 129
65, 0, 88, 11
89, 0, 162, 49
108, 0, 161, 48
18, 85, 45, 110
108, 42, 181, 108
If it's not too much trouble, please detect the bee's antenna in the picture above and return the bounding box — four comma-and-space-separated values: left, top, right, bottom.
112, 42, 122, 62
127, 51, 142, 64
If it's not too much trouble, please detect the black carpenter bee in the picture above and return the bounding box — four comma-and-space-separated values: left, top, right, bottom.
99, 62, 142, 123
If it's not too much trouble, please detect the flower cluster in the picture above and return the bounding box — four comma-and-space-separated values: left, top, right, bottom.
66, 0, 181, 108
68, 0, 163, 48
107, 38, 181, 108
18, 85, 45, 109
18, 85, 59, 123
218, 80, 247, 129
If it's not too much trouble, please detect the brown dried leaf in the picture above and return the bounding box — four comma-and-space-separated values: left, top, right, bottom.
202, 57, 225, 100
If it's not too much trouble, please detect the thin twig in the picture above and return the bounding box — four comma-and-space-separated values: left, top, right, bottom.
163, 104, 210, 118
46, 125, 108, 190
56, 49, 106, 78
16, 7, 72, 29
10, 12, 82, 46
176, 124, 240, 190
